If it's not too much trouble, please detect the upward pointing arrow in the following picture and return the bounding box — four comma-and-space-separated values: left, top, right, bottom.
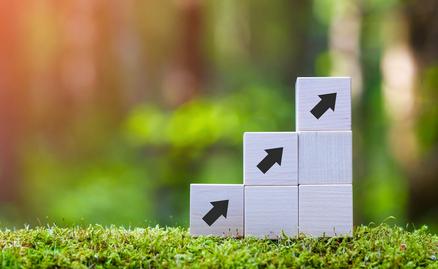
202, 200, 229, 226
310, 93, 337, 119
257, 147, 283, 174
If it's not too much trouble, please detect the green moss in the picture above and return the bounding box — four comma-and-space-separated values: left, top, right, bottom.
0, 224, 436, 268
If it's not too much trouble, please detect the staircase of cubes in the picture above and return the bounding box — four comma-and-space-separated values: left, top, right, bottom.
190, 77, 353, 238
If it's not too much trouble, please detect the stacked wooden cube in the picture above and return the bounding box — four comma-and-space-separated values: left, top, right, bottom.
190, 77, 353, 238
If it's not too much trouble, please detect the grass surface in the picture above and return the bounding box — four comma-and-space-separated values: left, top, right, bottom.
0, 224, 437, 268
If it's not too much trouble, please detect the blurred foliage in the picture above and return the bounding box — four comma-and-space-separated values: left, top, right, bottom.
124, 87, 292, 148
0, 0, 437, 232
19, 86, 293, 226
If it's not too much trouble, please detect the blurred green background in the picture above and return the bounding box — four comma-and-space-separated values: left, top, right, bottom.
0, 0, 437, 232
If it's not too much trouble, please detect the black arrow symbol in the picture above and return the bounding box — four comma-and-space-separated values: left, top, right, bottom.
256, 147, 283, 174
202, 200, 229, 226
310, 93, 337, 119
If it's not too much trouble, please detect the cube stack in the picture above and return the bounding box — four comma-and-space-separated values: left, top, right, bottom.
190, 77, 353, 238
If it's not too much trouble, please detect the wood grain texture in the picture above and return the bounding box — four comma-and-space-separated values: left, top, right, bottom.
245, 186, 298, 239
299, 184, 353, 237
299, 131, 352, 185
296, 77, 351, 131
190, 184, 244, 237
244, 132, 298, 186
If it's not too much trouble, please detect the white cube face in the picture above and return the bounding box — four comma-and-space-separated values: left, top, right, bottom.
190, 184, 244, 237
244, 132, 298, 186
245, 186, 298, 239
296, 77, 351, 131
299, 184, 353, 237
299, 131, 352, 185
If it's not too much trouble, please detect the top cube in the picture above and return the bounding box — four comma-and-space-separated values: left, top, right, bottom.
296, 77, 351, 131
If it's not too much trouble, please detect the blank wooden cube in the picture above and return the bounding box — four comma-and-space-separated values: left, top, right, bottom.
190, 184, 243, 237
244, 132, 298, 186
299, 184, 353, 237
299, 131, 352, 185
245, 186, 298, 239
296, 77, 351, 131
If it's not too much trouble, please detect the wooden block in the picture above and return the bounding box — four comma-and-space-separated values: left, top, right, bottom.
299, 131, 352, 185
244, 132, 298, 186
245, 186, 298, 239
296, 77, 351, 131
190, 184, 243, 237
299, 184, 353, 237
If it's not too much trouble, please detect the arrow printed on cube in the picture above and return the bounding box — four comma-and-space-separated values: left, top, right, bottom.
256, 147, 283, 174
310, 93, 337, 119
202, 200, 229, 226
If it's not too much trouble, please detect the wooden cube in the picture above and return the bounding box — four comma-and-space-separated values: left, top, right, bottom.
244, 132, 298, 186
245, 186, 298, 239
299, 131, 352, 185
299, 184, 353, 237
190, 184, 244, 237
296, 77, 351, 131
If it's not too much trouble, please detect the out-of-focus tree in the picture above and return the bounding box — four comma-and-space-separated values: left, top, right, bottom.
357, 0, 410, 225
405, 0, 438, 228
0, 2, 27, 206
